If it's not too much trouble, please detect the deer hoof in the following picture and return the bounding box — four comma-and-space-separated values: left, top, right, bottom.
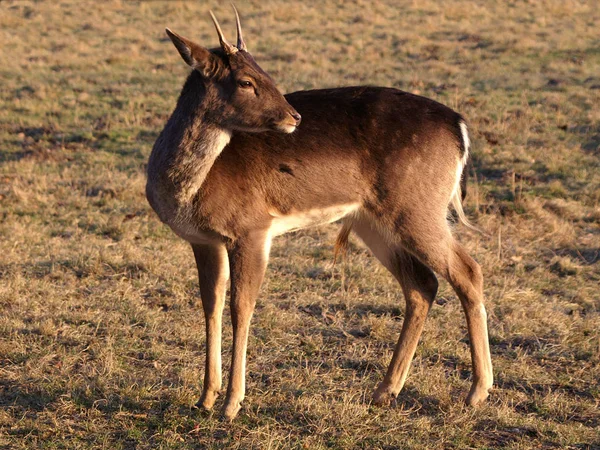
195, 389, 219, 411
372, 385, 397, 407
465, 382, 492, 406
221, 400, 242, 421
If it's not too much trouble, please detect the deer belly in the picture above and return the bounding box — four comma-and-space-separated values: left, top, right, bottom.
269, 203, 359, 236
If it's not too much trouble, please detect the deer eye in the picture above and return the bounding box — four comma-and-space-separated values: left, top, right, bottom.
238, 80, 253, 89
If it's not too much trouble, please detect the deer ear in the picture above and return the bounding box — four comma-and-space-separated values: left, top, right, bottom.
165, 28, 218, 76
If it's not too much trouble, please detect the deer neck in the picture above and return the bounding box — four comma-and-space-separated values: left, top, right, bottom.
148, 72, 231, 212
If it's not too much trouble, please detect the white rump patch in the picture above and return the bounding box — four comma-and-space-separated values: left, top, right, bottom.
269, 203, 360, 236
450, 120, 470, 202
459, 120, 470, 167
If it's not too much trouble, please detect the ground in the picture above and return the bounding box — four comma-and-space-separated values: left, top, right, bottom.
0, 0, 599, 449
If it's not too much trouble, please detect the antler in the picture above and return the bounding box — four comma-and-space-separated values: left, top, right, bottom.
231, 4, 247, 52
209, 10, 238, 55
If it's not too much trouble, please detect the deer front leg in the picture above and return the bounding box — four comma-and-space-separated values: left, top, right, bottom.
222, 230, 271, 421
192, 243, 229, 411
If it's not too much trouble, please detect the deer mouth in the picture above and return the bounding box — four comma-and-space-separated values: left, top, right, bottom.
275, 121, 298, 134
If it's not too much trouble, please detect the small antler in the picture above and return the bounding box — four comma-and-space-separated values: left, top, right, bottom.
231, 4, 247, 52
209, 10, 238, 55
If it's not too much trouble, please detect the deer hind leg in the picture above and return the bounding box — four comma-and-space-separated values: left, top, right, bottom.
192, 243, 229, 411
222, 230, 271, 421
350, 219, 439, 406
447, 241, 494, 405
399, 221, 494, 406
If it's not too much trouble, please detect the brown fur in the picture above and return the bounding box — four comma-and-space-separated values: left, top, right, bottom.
146, 13, 493, 421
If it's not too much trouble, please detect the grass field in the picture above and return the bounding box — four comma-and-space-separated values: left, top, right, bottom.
1, 0, 599, 448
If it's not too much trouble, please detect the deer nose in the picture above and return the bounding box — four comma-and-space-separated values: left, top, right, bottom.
290, 111, 302, 125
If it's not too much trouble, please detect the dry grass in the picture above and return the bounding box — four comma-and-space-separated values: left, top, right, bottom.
1, 0, 599, 448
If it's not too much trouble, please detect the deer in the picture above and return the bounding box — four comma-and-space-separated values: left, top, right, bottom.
146, 7, 493, 421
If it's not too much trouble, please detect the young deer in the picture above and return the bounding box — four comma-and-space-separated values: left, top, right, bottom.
146, 9, 493, 421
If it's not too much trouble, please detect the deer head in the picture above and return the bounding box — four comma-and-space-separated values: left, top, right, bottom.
165, 6, 301, 133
